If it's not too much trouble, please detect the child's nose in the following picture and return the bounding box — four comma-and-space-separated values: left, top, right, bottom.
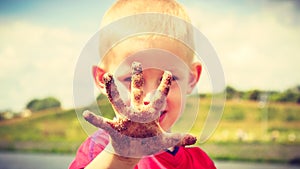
142, 76, 160, 95
141, 69, 163, 104
142, 90, 156, 105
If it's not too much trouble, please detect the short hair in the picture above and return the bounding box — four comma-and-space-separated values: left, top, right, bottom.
101, 0, 191, 26
99, 0, 195, 69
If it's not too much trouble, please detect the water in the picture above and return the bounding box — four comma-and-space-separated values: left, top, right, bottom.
0, 152, 73, 169
0, 152, 298, 169
215, 161, 299, 169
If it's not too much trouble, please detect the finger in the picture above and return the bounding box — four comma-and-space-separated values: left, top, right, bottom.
149, 71, 172, 113
103, 73, 130, 116
178, 134, 197, 146
162, 133, 197, 148
158, 71, 172, 95
131, 62, 144, 107
83, 110, 112, 131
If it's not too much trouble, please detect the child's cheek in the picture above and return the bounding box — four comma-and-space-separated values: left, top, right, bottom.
167, 84, 183, 108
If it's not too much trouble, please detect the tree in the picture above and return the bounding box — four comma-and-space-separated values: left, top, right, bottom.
26, 97, 61, 112
270, 86, 300, 103
26, 99, 39, 109
225, 86, 237, 100
248, 90, 261, 101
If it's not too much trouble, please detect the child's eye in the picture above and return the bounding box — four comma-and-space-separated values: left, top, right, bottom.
159, 76, 179, 82
123, 77, 132, 82
172, 76, 179, 81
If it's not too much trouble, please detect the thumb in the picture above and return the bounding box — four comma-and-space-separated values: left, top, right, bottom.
177, 133, 197, 146
162, 133, 197, 149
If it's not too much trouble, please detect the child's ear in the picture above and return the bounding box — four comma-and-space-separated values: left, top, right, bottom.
187, 62, 202, 94
92, 65, 107, 94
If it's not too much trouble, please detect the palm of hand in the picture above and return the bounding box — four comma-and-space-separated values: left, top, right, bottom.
83, 62, 196, 157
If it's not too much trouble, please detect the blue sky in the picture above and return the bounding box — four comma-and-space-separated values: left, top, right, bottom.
0, 0, 299, 111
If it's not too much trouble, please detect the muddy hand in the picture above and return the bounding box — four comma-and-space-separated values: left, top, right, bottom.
83, 62, 196, 157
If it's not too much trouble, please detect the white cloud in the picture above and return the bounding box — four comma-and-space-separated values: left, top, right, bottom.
0, 21, 90, 111
186, 2, 300, 91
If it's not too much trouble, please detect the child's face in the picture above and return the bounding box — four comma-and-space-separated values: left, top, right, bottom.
97, 38, 201, 131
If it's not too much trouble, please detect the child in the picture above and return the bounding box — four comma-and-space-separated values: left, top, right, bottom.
70, 0, 217, 168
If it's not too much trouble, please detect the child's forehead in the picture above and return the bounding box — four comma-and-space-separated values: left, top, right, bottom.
104, 36, 194, 71
115, 35, 188, 55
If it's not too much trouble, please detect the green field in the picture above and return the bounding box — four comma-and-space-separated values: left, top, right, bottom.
0, 97, 299, 164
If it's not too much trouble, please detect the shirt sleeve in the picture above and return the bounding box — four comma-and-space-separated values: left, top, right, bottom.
68, 129, 109, 169
68, 137, 94, 169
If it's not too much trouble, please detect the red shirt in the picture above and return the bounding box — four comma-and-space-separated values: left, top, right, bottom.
69, 129, 216, 169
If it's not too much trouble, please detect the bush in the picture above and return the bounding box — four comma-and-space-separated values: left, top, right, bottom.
225, 86, 237, 100
269, 86, 300, 103
242, 90, 262, 101
26, 97, 61, 112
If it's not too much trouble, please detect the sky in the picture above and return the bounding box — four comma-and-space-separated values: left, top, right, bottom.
0, 0, 299, 111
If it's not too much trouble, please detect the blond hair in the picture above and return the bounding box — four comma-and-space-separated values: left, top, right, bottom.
99, 0, 195, 70
101, 0, 191, 26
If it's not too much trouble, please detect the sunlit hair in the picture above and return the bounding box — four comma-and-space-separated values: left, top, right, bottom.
99, 0, 195, 70
101, 0, 191, 26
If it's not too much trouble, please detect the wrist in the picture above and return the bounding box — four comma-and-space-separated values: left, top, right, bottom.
105, 142, 141, 168
85, 148, 140, 169
112, 153, 141, 168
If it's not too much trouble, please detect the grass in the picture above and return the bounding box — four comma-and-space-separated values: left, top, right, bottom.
201, 142, 300, 164
0, 109, 86, 154
0, 97, 299, 163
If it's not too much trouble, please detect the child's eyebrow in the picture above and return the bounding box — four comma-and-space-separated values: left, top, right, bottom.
114, 65, 131, 78
167, 66, 188, 74
114, 59, 190, 77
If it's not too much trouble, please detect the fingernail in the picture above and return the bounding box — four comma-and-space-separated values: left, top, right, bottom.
83, 110, 91, 118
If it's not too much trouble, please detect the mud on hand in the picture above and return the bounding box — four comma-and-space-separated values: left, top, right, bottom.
83, 62, 196, 158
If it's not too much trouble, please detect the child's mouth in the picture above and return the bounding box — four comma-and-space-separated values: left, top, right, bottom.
159, 110, 167, 123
